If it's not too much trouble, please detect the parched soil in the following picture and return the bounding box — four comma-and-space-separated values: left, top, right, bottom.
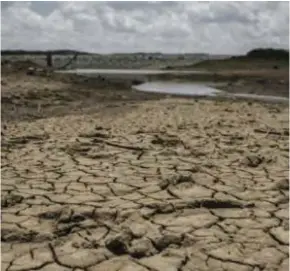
1, 70, 165, 123
1, 67, 289, 271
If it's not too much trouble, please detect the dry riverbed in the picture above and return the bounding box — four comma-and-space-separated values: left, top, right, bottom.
1, 65, 289, 271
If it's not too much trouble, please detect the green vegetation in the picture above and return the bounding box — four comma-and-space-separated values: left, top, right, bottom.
191, 48, 289, 71
192, 58, 288, 70
246, 48, 289, 60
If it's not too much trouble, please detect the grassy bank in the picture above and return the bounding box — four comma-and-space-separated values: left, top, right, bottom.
189, 57, 289, 71
168, 48, 289, 71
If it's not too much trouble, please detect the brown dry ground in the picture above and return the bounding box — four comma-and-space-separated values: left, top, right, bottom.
1, 63, 289, 271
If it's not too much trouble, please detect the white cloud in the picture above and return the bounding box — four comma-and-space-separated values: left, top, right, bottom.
1, 1, 289, 54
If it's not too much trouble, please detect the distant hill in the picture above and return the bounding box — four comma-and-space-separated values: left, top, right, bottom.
245, 48, 289, 60
1, 50, 91, 55
188, 48, 289, 71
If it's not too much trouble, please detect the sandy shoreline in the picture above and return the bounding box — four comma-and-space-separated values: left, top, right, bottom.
1, 68, 289, 271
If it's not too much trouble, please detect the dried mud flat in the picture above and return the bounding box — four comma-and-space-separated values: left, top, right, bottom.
1, 75, 290, 271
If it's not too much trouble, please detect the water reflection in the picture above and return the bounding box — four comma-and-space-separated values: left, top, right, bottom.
132, 81, 221, 96
133, 81, 289, 103
58, 69, 208, 75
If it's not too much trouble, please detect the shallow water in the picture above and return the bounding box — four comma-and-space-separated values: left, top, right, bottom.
58, 68, 208, 75
58, 69, 289, 103
132, 81, 221, 96
133, 81, 289, 103
232, 93, 289, 103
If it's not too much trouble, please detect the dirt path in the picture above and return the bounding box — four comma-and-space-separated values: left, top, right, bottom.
2, 95, 289, 270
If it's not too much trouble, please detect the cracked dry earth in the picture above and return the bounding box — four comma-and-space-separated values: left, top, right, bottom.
2, 98, 289, 271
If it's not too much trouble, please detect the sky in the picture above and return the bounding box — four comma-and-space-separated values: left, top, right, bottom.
1, 1, 289, 55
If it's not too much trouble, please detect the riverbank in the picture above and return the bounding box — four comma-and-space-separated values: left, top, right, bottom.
162, 56, 289, 98
2, 61, 289, 271
154, 69, 289, 98
1, 63, 165, 122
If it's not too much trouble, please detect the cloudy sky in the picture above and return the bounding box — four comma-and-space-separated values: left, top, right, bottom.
1, 1, 289, 54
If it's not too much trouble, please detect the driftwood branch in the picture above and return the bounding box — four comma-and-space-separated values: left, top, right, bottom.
57, 53, 79, 70
254, 128, 289, 136
93, 138, 148, 151
44, 52, 79, 71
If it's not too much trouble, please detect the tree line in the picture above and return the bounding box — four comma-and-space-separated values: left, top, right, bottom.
246, 48, 289, 60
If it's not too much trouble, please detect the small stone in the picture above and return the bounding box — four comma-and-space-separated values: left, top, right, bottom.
152, 232, 183, 250
26, 67, 36, 75
105, 232, 132, 255
140, 207, 155, 218
241, 154, 264, 167
58, 208, 73, 223
129, 223, 147, 238
128, 238, 156, 258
